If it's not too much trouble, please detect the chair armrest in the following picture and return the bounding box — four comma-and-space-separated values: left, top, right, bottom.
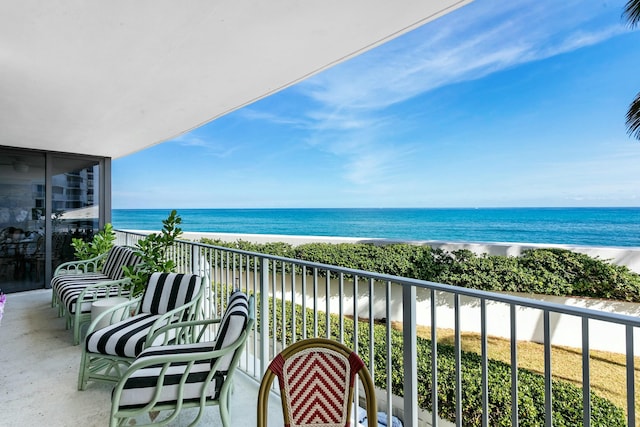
85, 296, 142, 336
148, 317, 224, 345
54, 251, 109, 276
144, 296, 204, 348
76, 277, 133, 304
147, 293, 255, 345
138, 327, 249, 369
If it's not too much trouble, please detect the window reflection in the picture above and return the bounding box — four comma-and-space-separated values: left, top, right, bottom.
0, 149, 101, 293
0, 151, 46, 292
51, 158, 100, 273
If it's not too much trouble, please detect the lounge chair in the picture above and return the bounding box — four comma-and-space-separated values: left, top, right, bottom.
51, 245, 141, 344
109, 291, 254, 426
78, 272, 204, 390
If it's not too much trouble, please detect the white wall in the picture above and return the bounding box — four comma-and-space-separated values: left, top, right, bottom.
216, 269, 639, 355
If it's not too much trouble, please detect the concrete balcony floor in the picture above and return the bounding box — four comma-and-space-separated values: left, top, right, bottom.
0, 289, 284, 427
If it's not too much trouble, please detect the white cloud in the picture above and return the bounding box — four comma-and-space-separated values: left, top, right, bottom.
237, 108, 310, 127
170, 134, 239, 157
298, 0, 630, 113
280, 0, 632, 188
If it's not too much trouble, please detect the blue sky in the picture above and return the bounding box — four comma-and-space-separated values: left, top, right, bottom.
113, 0, 640, 209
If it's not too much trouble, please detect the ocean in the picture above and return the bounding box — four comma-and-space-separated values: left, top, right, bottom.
111, 207, 640, 248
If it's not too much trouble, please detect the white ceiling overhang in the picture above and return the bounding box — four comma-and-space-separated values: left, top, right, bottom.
0, 0, 472, 159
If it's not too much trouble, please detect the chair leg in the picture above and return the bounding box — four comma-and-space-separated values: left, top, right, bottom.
78, 350, 89, 391
73, 314, 81, 345
219, 393, 230, 427
219, 382, 233, 427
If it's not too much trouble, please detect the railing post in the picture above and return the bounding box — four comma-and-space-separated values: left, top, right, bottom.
191, 244, 198, 275
260, 256, 270, 376
403, 283, 418, 427
626, 325, 636, 427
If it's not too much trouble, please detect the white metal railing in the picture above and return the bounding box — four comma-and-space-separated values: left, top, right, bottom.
115, 230, 640, 427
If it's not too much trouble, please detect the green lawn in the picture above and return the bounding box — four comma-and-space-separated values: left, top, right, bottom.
402, 322, 639, 423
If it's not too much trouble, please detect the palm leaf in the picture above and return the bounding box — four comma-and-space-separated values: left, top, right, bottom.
625, 92, 640, 140
624, 0, 640, 27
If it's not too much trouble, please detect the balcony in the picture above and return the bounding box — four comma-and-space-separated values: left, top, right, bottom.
1, 289, 285, 426
2, 230, 639, 426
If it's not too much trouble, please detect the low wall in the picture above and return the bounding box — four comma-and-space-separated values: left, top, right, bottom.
262, 273, 640, 355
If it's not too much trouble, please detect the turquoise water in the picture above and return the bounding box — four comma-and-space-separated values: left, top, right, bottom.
112, 208, 640, 247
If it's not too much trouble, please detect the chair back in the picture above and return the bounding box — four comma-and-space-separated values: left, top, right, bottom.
212, 291, 250, 373
257, 338, 377, 427
140, 272, 202, 315
101, 246, 141, 280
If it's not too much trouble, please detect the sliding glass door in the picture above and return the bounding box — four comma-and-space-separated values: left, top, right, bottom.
0, 150, 45, 292
50, 156, 101, 276
0, 147, 109, 293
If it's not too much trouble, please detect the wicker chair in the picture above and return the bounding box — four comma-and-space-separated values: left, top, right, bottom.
257, 338, 377, 427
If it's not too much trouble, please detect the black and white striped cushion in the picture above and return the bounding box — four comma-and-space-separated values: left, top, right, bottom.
54, 272, 130, 314
102, 246, 142, 280
52, 246, 140, 312
86, 313, 165, 357
140, 273, 201, 315
117, 342, 218, 409
62, 282, 131, 314
52, 272, 110, 295
85, 273, 201, 358
212, 291, 249, 373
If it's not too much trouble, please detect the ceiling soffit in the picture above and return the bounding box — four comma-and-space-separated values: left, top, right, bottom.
0, 0, 472, 158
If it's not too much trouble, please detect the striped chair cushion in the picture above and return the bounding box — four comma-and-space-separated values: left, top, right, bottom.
54, 272, 131, 314
52, 272, 110, 295
140, 273, 201, 315
85, 273, 201, 358
86, 313, 166, 358
102, 246, 142, 280
212, 291, 249, 373
62, 282, 131, 314
116, 342, 219, 409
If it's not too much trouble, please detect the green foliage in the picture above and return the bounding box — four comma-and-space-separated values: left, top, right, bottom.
70, 223, 115, 270
201, 239, 640, 302
260, 295, 625, 426
123, 210, 183, 296
200, 238, 295, 258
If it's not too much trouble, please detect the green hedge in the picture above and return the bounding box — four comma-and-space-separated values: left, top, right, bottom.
260, 296, 625, 426
201, 238, 640, 302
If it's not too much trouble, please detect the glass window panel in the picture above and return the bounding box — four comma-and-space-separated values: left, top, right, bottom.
51, 157, 100, 272
0, 149, 46, 292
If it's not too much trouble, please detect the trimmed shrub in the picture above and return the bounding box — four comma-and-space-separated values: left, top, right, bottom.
200, 238, 640, 302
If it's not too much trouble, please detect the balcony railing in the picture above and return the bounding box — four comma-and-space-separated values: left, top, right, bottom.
115, 230, 640, 427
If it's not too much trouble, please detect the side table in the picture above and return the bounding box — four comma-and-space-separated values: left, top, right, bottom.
91, 297, 129, 330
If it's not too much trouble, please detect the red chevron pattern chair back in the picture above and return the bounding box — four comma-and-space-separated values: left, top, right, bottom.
257, 338, 377, 427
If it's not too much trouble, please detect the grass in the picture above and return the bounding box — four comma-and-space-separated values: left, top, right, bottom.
397, 322, 640, 422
